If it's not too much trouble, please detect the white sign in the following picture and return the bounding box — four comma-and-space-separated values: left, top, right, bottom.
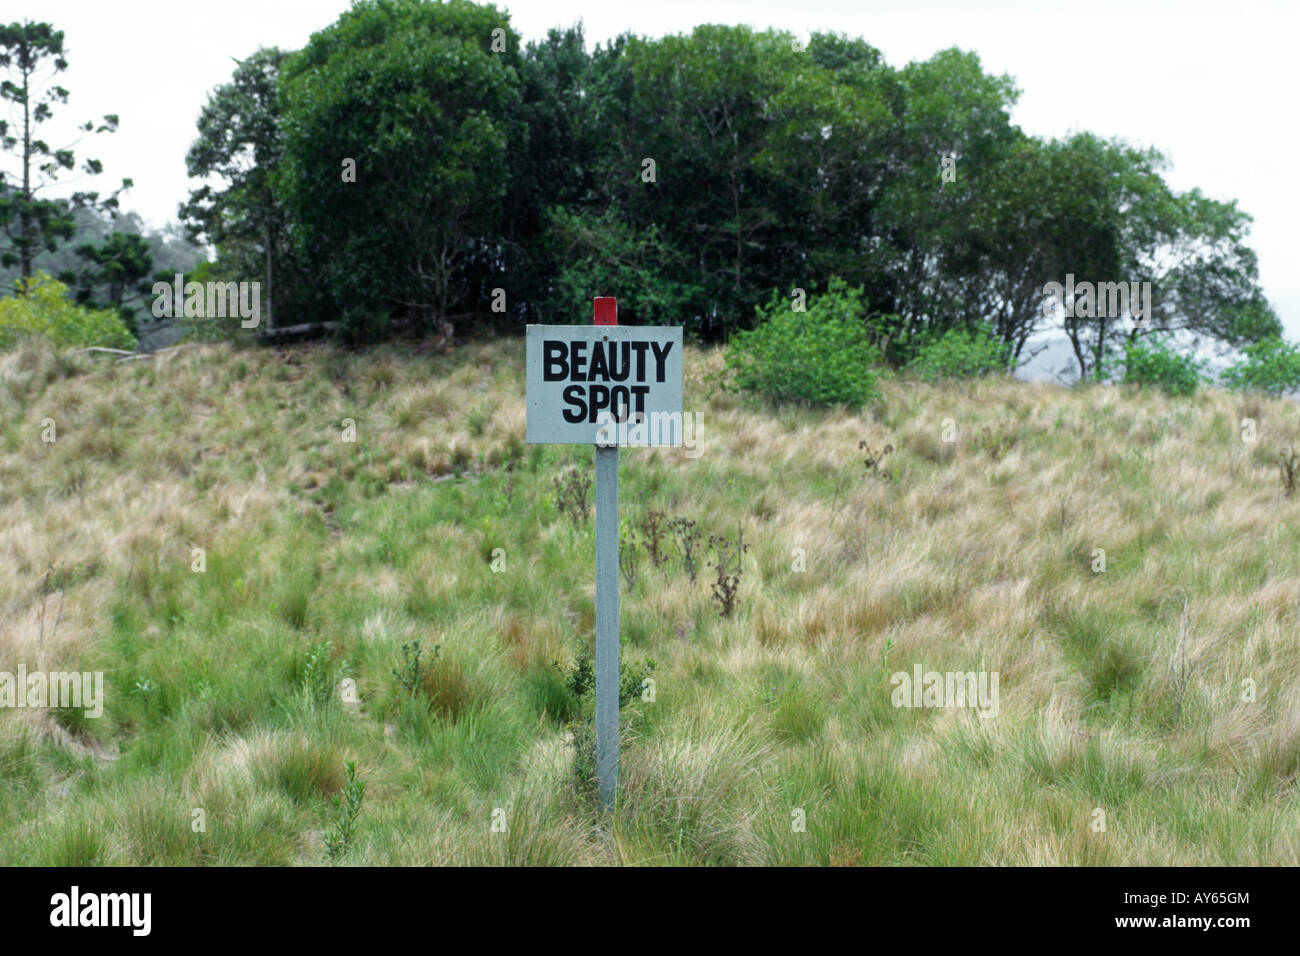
525, 325, 683, 445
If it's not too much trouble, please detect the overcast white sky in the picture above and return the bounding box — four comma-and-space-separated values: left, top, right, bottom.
17, 0, 1300, 335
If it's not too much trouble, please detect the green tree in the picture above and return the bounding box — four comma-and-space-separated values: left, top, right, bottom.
542, 205, 700, 326
754, 33, 895, 325
181, 47, 295, 331
0, 20, 130, 281
1033, 133, 1279, 380
68, 230, 153, 334
867, 48, 1022, 348
940, 134, 1123, 371
498, 24, 597, 325
581, 26, 794, 337
278, 0, 525, 339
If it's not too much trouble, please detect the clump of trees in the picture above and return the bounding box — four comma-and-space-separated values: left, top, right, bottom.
0, 20, 131, 281
6, 0, 1270, 373
243, 1, 1274, 368
0, 20, 203, 345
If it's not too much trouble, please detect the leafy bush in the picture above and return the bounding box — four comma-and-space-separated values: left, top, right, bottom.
391, 641, 433, 696
1279, 446, 1299, 498
1113, 334, 1203, 396
561, 647, 655, 710
725, 278, 882, 408
907, 324, 1012, 382
560, 647, 656, 794
323, 761, 365, 861
708, 527, 748, 618
544, 207, 703, 327
1221, 336, 1300, 397
301, 640, 335, 705
0, 272, 137, 351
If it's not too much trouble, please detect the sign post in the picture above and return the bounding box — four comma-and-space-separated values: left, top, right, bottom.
525, 298, 683, 811
591, 296, 620, 812
594, 419, 619, 810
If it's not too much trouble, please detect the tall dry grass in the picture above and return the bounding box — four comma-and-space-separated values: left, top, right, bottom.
1, 335, 1297, 865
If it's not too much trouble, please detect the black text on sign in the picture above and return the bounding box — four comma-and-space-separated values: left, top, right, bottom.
526, 326, 683, 445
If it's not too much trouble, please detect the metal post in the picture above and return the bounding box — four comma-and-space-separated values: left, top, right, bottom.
592, 295, 620, 811
594, 442, 619, 810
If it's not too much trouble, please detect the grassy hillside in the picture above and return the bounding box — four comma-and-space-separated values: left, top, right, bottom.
1, 335, 1298, 865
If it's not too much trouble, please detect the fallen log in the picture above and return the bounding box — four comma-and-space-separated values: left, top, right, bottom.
260, 322, 339, 339
71, 347, 136, 357
116, 343, 206, 363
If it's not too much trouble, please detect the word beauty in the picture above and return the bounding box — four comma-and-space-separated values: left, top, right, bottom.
526, 325, 683, 444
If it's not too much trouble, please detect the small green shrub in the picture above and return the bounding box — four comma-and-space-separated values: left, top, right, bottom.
559, 648, 656, 793
552, 467, 592, 527
1279, 446, 1298, 498
301, 640, 335, 704
1113, 334, 1203, 396
859, 441, 894, 480
1221, 336, 1300, 397
726, 278, 882, 408
392, 640, 437, 696
669, 516, 701, 584
907, 324, 1011, 382
324, 760, 366, 861
708, 527, 749, 618
0, 272, 137, 351
560, 647, 655, 710
563, 648, 596, 700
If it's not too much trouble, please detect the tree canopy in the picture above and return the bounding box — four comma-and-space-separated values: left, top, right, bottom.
177, 0, 1279, 369
0, 19, 132, 281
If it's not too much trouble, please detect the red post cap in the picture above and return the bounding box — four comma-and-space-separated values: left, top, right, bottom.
594, 297, 618, 326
